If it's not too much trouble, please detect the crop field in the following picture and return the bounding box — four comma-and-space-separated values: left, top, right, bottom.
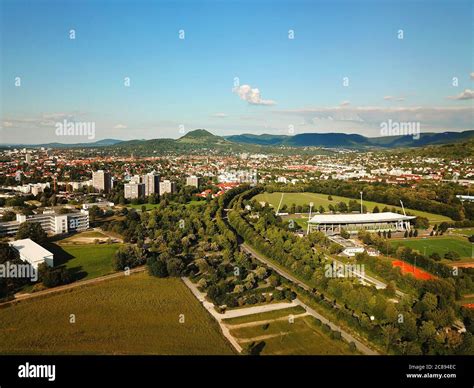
390, 237, 473, 261
227, 313, 355, 355
254, 192, 451, 223
0, 273, 234, 355
47, 243, 121, 281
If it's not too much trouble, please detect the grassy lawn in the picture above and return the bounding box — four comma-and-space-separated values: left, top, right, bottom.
451, 228, 474, 237
254, 192, 451, 223
223, 306, 306, 325
127, 203, 161, 211
0, 273, 234, 355
389, 237, 473, 260
229, 315, 354, 355
46, 243, 121, 281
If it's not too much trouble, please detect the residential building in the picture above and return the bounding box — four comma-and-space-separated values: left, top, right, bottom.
159, 180, 176, 195
92, 170, 111, 193
124, 182, 146, 199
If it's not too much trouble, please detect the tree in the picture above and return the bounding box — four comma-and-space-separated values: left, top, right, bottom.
418, 320, 436, 342
415, 217, 429, 229
373, 206, 380, 213
38, 264, 71, 288
147, 257, 168, 277
16, 222, 47, 244
444, 251, 460, 261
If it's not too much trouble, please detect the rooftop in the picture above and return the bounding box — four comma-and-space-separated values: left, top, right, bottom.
309, 212, 416, 224
9, 238, 53, 262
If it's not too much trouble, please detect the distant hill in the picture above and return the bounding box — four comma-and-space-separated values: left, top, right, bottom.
177, 129, 227, 144
1, 138, 123, 148
225, 133, 289, 146
226, 130, 474, 148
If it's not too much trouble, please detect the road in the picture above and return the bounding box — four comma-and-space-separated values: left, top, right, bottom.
240, 243, 379, 355
0, 266, 146, 307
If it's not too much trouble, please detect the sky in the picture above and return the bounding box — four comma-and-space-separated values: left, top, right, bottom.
0, 0, 473, 144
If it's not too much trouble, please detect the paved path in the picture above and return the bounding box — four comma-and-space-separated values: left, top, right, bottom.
182, 277, 243, 352
240, 243, 379, 355
1, 267, 146, 307
327, 255, 405, 298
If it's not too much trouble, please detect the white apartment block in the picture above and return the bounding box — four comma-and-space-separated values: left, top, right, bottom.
186, 176, 200, 188
0, 210, 89, 236
159, 180, 177, 196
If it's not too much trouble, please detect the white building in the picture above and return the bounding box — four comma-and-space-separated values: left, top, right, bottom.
186, 176, 200, 188
124, 182, 145, 199
9, 238, 54, 269
143, 173, 160, 196
0, 209, 89, 236
92, 170, 111, 193
159, 180, 177, 195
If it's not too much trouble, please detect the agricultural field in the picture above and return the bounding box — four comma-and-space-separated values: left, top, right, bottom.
0, 273, 234, 355
46, 242, 121, 281
254, 192, 451, 223
389, 237, 473, 262
224, 307, 355, 355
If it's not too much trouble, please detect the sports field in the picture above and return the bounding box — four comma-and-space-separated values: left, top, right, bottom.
254, 192, 451, 223
389, 237, 473, 261
0, 273, 233, 355
47, 243, 121, 281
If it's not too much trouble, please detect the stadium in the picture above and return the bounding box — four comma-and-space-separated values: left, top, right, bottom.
307, 212, 416, 235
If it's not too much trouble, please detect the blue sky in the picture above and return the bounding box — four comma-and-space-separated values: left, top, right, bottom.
1, 0, 473, 143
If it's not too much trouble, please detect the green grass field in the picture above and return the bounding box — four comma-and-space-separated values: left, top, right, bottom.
47, 243, 121, 281
390, 237, 473, 260
223, 306, 306, 325
229, 315, 354, 355
254, 192, 451, 223
452, 228, 474, 237
127, 203, 161, 211
0, 273, 233, 355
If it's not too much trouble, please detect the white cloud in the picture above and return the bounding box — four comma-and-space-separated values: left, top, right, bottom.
232, 84, 276, 106
113, 124, 127, 129
470, 72, 474, 80
384, 95, 405, 102
211, 113, 228, 118
448, 89, 474, 100
340, 101, 350, 106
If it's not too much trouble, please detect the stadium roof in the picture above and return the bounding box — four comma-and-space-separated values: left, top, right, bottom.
308, 212, 416, 224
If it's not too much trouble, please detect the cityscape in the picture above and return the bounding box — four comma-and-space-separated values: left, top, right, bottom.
0, 0, 473, 385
